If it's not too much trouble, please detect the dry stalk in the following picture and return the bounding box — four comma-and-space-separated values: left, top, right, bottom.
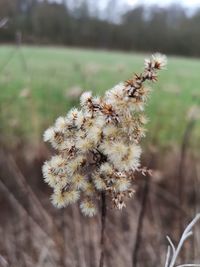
99, 192, 107, 267
164, 214, 200, 267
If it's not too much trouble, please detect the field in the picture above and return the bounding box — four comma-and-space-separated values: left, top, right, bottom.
0, 46, 200, 267
0, 45, 200, 148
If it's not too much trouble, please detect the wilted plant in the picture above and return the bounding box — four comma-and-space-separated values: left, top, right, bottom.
42, 53, 167, 217
164, 214, 200, 267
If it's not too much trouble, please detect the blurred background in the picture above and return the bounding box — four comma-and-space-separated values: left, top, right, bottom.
0, 0, 200, 267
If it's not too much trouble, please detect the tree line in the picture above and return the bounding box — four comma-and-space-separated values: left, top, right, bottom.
0, 0, 200, 57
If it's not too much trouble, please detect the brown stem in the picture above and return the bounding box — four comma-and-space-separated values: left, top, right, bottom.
178, 119, 195, 262
99, 192, 107, 267
178, 120, 195, 210
132, 176, 149, 267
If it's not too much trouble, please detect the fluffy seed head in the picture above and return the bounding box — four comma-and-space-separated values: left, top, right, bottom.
80, 200, 97, 217
80, 91, 92, 106
43, 127, 55, 142
52, 190, 80, 208
42, 54, 166, 216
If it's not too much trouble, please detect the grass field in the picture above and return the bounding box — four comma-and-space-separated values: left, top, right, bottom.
0, 45, 200, 148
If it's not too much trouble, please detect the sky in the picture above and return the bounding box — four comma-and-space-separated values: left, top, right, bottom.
96, 0, 200, 14
55, 0, 200, 8
125, 0, 200, 7
52, 0, 200, 15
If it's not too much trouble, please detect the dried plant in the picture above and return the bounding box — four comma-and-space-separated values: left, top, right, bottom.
42, 53, 167, 217
164, 214, 200, 267
0, 17, 9, 28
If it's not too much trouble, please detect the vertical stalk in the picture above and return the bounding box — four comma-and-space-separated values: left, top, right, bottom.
178, 120, 195, 215
132, 176, 149, 267
99, 192, 107, 267
178, 119, 195, 262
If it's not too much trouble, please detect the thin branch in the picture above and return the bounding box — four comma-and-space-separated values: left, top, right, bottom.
132, 176, 149, 267
99, 192, 107, 267
178, 119, 195, 241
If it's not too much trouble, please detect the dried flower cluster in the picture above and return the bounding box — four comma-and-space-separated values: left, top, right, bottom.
42, 53, 167, 217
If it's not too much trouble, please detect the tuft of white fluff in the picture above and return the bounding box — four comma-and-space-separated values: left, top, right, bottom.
80, 91, 92, 107
80, 200, 97, 217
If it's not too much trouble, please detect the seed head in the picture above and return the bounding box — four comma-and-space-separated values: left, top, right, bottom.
42, 53, 167, 216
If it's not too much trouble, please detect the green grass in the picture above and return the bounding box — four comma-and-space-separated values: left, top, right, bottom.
0, 45, 200, 148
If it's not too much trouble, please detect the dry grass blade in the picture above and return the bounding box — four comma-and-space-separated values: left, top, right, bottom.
0, 18, 8, 28
165, 214, 200, 267
0, 149, 65, 251
0, 179, 56, 246
0, 150, 54, 230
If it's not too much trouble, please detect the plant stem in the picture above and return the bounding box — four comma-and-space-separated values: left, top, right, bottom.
132, 176, 149, 267
99, 192, 107, 267
178, 119, 195, 262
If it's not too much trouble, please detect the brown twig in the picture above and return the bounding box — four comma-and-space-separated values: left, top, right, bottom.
99, 192, 107, 267
132, 175, 149, 267
178, 120, 195, 208
178, 119, 195, 261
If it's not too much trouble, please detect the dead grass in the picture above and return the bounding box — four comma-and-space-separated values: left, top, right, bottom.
0, 144, 199, 267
